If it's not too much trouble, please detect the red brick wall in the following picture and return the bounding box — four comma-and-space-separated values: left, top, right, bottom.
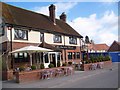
65, 46, 81, 64
15, 66, 74, 83
82, 60, 112, 71
12, 42, 39, 51
2, 70, 13, 80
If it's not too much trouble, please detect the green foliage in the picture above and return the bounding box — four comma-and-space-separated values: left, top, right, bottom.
84, 55, 87, 60
104, 55, 111, 61
68, 62, 72, 65
57, 61, 61, 67
19, 66, 25, 72
85, 60, 92, 64
88, 54, 111, 63
31, 65, 36, 70
48, 63, 54, 68
40, 63, 45, 69
62, 63, 67, 66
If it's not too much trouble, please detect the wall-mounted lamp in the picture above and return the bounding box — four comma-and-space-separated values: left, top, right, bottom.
7, 24, 13, 30
29, 29, 32, 32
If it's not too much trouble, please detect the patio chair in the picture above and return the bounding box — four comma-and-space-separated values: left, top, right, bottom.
94, 63, 97, 70
56, 69, 64, 77
41, 70, 50, 79
67, 67, 73, 75
89, 64, 92, 70
99, 62, 104, 69
49, 69, 55, 78
89, 64, 96, 70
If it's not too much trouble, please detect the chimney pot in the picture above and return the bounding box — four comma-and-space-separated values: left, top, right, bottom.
60, 12, 66, 23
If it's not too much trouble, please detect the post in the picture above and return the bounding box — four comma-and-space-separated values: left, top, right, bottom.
7, 25, 13, 69
30, 54, 32, 66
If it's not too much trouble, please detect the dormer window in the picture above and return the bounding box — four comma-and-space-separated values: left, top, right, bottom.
53, 34, 62, 43
69, 36, 77, 44
14, 29, 28, 40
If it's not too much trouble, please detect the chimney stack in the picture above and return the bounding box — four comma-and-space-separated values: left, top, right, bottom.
60, 12, 66, 23
49, 4, 56, 25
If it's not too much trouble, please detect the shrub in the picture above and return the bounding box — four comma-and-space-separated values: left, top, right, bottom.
40, 63, 45, 69
104, 55, 111, 61
68, 62, 72, 65
62, 63, 67, 66
94, 60, 97, 63
19, 66, 25, 72
48, 63, 54, 68
85, 60, 89, 64
31, 65, 36, 70
90, 55, 94, 61
57, 61, 61, 67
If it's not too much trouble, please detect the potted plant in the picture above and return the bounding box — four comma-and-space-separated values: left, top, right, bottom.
31, 65, 36, 70
19, 66, 25, 72
48, 63, 54, 68
62, 63, 67, 66
57, 61, 61, 67
40, 63, 45, 69
68, 62, 72, 66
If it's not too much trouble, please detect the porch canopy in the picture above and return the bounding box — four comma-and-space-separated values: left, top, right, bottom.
10, 45, 53, 66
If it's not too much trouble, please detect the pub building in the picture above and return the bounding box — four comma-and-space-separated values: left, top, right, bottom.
1, 2, 83, 69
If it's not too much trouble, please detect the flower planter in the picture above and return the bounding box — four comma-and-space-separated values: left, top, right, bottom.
81, 60, 112, 71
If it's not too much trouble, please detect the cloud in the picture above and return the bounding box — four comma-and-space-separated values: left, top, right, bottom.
32, 2, 77, 18
32, 3, 118, 46
68, 10, 118, 46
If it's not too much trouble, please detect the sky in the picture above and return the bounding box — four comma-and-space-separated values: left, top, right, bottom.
4, 1, 119, 46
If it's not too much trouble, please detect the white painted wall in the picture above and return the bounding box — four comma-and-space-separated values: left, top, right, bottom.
6, 28, 41, 43
44, 33, 53, 44
3, 27, 81, 47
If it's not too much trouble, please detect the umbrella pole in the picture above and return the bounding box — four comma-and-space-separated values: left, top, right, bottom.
30, 53, 32, 66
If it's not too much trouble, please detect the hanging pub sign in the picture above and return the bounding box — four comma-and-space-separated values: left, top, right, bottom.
55, 45, 76, 50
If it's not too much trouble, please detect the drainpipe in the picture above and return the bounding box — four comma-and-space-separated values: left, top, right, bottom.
63, 35, 66, 63
7, 24, 13, 69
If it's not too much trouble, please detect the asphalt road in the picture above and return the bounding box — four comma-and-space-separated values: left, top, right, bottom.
51, 66, 118, 88
2, 63, 119, 88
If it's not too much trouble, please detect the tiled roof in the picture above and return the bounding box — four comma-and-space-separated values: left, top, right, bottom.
94, 44, 109, 51
2, 2, 83, 38
108, 41, 120, 52
88, 43, 109, 51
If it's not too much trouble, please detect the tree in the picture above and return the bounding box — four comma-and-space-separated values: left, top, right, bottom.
85, 36, 90, 44
90, 39, 94, 44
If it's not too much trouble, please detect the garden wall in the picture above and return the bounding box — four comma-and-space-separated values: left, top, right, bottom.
81, 60, 112, 71
15, 66, 74, 83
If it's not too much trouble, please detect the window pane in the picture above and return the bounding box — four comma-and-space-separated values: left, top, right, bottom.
45, 53, 49, 63
14, 29, 28, 40
54, 35, 62, 43
40, 33, 44, 42
68, 52, 72, 60
69, 37, 77, 44
57, 53, 60, 61
14, 53, 18, 58
24, 53, 27, 58
76, 52, 80, 59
